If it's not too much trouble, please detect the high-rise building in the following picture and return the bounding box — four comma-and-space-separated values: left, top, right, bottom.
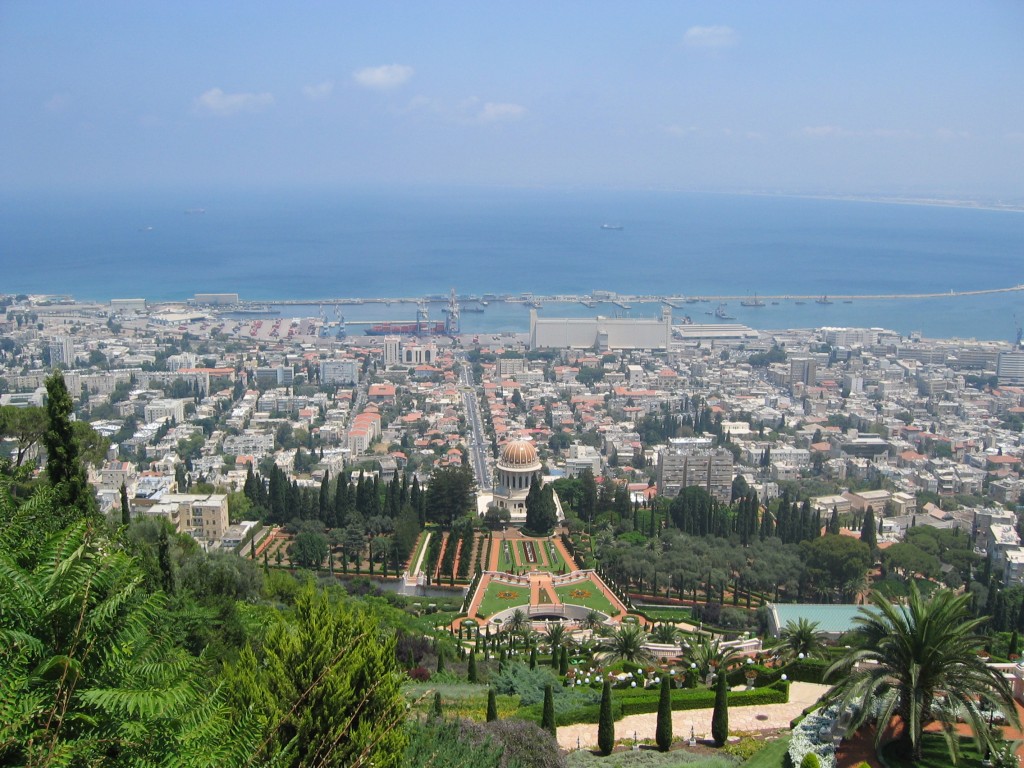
383, 336, 401, 368
789, 357, 816, 389
49, 336, 75, 368
656, 438, 733, 504
997, 351, 1024, 384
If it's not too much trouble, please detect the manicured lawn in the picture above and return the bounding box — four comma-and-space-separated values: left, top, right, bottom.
407, 530, 430, 574
738, 735, 789, 768
567, 748, 740, 767
404, 681, 520, 720
554, 578, 618, 616
543, 539, 569, 571
497, 538, 516, 572
516, 540, 537, 570
476, 579, 530, 618
637, 606, 698, 623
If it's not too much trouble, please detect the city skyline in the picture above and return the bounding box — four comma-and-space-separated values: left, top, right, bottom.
1, 2, 1022, 196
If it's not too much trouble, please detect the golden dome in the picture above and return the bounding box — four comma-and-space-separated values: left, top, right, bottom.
499, 439, 539, 467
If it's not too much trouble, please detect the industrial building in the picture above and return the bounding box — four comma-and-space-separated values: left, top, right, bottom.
529, 307, 673, 351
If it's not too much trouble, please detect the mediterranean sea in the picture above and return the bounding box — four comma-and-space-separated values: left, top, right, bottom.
2, 186, 1022, 341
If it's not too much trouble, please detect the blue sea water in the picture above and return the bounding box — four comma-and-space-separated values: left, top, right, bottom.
1, 186, 1022, 341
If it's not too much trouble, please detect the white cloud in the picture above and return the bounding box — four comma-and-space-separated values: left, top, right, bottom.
802, 125, 845, 138
195, 87, 274, 116
352, 64, 414, 90
683, 25, 737, 49
44, 92, 71, 113
477, 102, 526, 123
801, 125, 917, 139
662, 124, 699, 138
302, 81, 334, 101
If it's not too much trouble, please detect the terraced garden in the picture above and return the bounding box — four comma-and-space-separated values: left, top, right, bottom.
476, 580, 531, 618
553, 578, 619, 616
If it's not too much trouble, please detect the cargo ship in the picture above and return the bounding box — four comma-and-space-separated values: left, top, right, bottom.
364, 321, 446, 336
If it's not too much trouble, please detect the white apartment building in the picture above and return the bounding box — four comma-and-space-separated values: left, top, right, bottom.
144, 398, 186, 423
320, 358, 360, 385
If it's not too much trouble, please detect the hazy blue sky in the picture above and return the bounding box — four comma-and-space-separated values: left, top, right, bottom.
2, 2, 1022, 195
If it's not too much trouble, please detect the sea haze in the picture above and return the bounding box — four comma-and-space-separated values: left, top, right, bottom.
2, 186, 1022, 341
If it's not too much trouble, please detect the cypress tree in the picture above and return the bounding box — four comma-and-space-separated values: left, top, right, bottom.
550, 642, 560, 668
436, 648, 445, 674
468, 650, 478, 683
486, 688, 498, 722
559, 646, 569, 676
656, 673, 672, 752
319, 469, 330, 523
430, 691, 443, 721
598, 680, 614, 756
158, 525, 174, 595
861, 506, 877, 550
711, 670, 729, 747
43, 371, 95, 522
529, 646, 537, 670
120, 482, 131, 526
541, 683, 556, 737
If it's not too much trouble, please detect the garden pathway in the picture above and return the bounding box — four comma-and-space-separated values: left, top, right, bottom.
552, 534, 579, 571
530, 573, 560, 607
556, 682, 829, 752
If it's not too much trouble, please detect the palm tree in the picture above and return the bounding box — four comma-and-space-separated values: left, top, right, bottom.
826, 583, 1020, 762
599, 624, 652, 664
775, 618, 827, 663
505, 608, 528, 645
683, 636, 739, 681
582, 609, 604, 634
544, 622, 567, 650
649, 622, 680, 644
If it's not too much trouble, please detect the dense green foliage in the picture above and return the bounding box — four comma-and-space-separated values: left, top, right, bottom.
826, 583, 1020, 761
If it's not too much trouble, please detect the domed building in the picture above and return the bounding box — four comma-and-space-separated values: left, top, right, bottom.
493, 438, 542, 521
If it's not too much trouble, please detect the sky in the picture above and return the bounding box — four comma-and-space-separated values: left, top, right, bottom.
1, 1, 1023, 196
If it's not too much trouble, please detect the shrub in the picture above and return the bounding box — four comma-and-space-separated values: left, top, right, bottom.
800, 754, 821, 768
491, 661, 560, 706
408, 666, 431, 682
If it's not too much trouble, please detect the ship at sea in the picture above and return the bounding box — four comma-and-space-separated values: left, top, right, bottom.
600, 223, 624, 230
816, 295, 833, 305
740, 294, 766, 307
714, 303, 736, 320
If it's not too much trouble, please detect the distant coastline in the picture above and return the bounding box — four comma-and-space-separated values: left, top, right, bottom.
745, 190, 1024, 214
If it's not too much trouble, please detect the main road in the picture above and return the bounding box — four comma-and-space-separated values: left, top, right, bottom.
456, 352, 492, 492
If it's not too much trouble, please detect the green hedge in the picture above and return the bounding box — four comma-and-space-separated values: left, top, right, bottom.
519, 700, 624, 727
617, 681, 788, 716
785, 658, 830, 684
518, 681, 789, 726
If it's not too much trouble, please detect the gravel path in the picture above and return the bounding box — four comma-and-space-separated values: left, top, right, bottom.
556, 682, 830, 751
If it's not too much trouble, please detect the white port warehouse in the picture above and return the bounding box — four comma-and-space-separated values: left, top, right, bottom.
529, 307, 673, 351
